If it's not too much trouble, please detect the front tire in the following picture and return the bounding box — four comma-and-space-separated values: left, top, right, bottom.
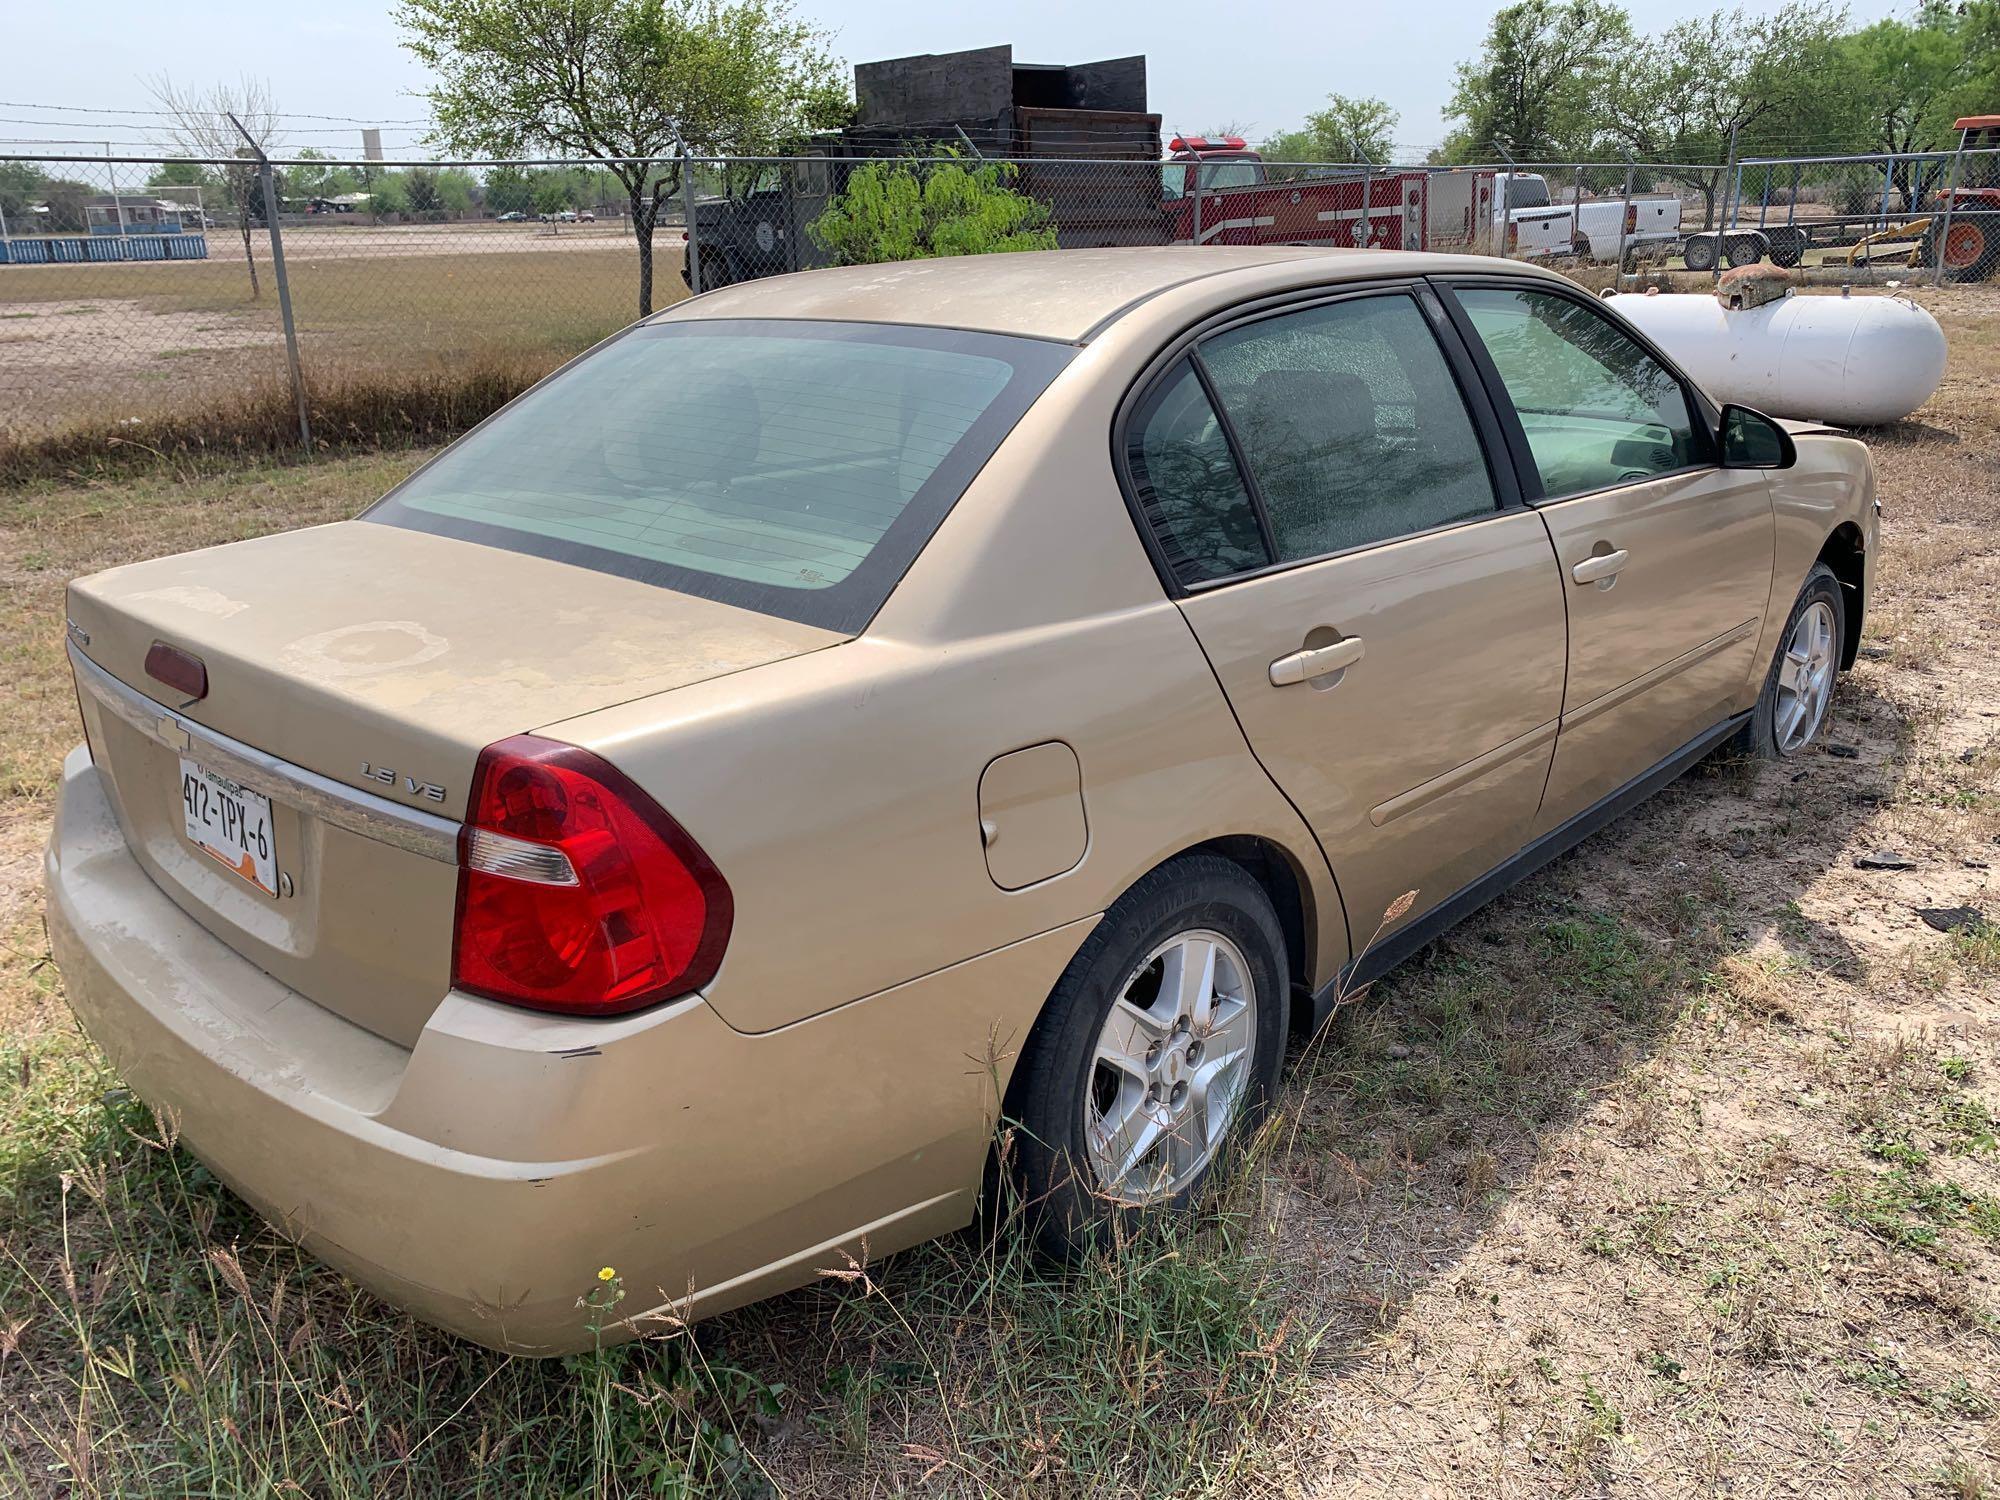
1007, 856, 1288, 1257
1737, 563, 1845, 759
1684, 234, 1719, 272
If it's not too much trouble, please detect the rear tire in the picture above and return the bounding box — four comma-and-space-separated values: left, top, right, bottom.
1006, 855, 1287, 1257
1923, 214, 2000, 283
1724, 232, 1764, 268
1735, 563, 1845, 760
1683, 234, 1718, 272
1765, 226, 1806, 268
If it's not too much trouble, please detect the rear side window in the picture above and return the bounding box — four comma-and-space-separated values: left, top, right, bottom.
1126, 362, 1271, 585
1454, 287, 1698, 498
367, 320, 1072, 631
1199, 295, 1499, 560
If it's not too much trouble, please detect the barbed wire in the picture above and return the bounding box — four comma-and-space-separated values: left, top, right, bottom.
0, 99, 435, 125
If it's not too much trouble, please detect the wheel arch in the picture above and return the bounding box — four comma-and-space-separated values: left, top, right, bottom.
1164, 834, 1332, 1037
1816, 521, 1866, 668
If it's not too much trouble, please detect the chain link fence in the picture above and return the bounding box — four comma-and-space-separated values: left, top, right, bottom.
3, 145, 1993, 458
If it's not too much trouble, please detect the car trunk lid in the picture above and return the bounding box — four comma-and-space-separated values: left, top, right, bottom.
65, 521, 843, 1047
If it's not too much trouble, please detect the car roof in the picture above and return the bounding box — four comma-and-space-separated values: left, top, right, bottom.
651, 246, 1564, 343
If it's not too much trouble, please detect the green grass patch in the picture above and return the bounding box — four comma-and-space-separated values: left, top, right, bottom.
0, 1025, 1315, 1495
1831, 1165, 2000, 1252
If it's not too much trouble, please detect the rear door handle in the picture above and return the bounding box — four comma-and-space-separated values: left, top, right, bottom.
1269, 636, 1364, 687
1571, 549, 1630, 585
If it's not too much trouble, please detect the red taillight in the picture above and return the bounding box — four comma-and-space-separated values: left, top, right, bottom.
1507, 222, 1519, 250
1624, 203, 1638, 233
452, 735, 732, 1016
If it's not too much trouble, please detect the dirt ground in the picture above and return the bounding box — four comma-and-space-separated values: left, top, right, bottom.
0, 288, 1995, 1497
192, 217, 646, 263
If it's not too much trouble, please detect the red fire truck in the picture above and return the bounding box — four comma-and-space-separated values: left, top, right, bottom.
1161, 135, 1500, 255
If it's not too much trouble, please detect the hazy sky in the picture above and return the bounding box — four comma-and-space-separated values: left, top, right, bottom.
6, 0, 1912, 164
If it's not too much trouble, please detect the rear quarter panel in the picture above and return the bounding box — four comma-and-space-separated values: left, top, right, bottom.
542, 339, 1346, 1037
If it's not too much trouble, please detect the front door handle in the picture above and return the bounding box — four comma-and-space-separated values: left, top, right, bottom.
1571, 549, 1630, 585
1269, 635, 1364, 687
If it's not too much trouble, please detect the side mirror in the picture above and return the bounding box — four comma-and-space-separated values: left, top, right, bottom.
1719, 404, 1797, 470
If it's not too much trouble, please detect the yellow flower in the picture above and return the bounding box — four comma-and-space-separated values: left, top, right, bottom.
597, 1266, 616, 1282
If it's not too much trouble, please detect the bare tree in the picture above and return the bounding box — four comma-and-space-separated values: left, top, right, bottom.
146, 75, 284, 298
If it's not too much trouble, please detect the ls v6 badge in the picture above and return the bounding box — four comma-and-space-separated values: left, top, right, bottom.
361, 762, 447, 803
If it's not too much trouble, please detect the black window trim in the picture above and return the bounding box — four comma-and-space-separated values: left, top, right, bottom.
1187, 350, 1280, 565
1426, 273, 1722, 507
1111, 277, 1528, 599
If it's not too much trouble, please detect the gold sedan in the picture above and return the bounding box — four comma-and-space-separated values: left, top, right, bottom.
46, 248, 1876, 1352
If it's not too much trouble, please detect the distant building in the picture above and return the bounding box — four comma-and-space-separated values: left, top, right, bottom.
83, 195, 195, 236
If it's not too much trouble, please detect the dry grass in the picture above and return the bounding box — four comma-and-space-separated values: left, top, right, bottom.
0, 238, 686, 480
0, 287, 1997, 1496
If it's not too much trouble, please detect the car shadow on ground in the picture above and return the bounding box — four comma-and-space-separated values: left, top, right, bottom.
1268, 679, 1906, 1347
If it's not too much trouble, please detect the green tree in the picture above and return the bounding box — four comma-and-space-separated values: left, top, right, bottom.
437, 167, 480, 216
1604, 2, 1849, 226
531, 170, 573, 216
1263, 95, 1398, 165
1959, 0, 2000, 119
1442, 0, 1633, 161
485, 164, 534, 213
0, 161, 45, 224
38, 178, 97, 234
807, 153, 1057, 265
1838, 5, 1980, 204
369, 170, 411, 218
287, 148, 362, 203
397, 0, 849, 316
404, 166, 444, 215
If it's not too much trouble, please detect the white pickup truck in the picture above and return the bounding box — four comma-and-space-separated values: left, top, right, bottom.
1493, 172, 1683, 263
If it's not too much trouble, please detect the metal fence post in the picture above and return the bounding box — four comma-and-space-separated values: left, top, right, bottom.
1931, 134, 1967, 288
1715, 125, 1738, 284
256, 163, 312, 453
1359, 153, 1373, 248
679, 151, 702, 293
1613, 156, 1634, 276
1192, 160, 1203, 246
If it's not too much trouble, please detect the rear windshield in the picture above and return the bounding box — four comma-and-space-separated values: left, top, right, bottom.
366, 319, 1073, 631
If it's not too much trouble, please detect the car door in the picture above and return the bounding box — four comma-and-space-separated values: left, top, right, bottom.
1440, 280, 1776, 832
1121, 284, 1569, 950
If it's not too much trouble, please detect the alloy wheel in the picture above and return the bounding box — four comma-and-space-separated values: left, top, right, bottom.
1775, 599, 1838, 754
1084, 930, 1257, 1204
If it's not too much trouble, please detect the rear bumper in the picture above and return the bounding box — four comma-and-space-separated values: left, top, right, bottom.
46, 745, 1092, 1353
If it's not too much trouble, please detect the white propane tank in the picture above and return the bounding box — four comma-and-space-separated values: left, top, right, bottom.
1604, 289, 1947, 427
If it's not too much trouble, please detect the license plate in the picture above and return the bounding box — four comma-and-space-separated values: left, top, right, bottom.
179, 757, 277, 896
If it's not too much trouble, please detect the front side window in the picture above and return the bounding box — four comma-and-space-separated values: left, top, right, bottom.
1198, 295, 1499, 561
367, 320, 1071, 631
1454, 287, 1699, 498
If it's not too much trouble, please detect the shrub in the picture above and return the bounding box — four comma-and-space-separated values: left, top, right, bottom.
808, 151, 1058, 266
